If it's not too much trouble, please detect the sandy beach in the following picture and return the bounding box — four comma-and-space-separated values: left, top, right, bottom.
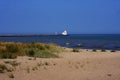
0, 49, 120, 80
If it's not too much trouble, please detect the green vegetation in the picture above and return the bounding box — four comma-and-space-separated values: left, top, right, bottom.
0, 51, 17, 59
0, 64, 7, 73
6, 44, 19, 53
92, 49, 97, 52
110, 50, 116, 52
25, 48, 36, 57
8, 73, 14, 78
4, 61, 11, 64
9, 61, 20, 67
4, 61, 20, 67
72, 48, 79, 52
6, 67, 14, 72
0, 42, 63, 59
35, 50, 59, 58
0, 63, 15, 73
101, 49, 106, 52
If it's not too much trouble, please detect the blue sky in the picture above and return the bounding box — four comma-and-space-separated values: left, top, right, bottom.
0, 0, 120, 34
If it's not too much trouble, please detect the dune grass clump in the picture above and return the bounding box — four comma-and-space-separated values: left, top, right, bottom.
4, 61, 11, 64
101, 49, 106, 52
8, 73, 14, 78
35, 50, 59, 58
0, 43, 18, 59
72, 48, 79, 52
24, 47, 59, 58
6, 67, 14, 72
110, 50, 116, 52
1, 53, 17, 59
0, 64, 7, 73
6, 44, 19, 53
92, 49, 97, 52
37, 44, 46, 50
0, 42, 63, 59
23, 43, 63, 58
4, 60, 20, 70
0, 51, 17, 59
24, 48, 36, 57
9, 61, 20, 67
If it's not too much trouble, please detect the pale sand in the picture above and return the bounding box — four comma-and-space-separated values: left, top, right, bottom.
0, 49, 120, 80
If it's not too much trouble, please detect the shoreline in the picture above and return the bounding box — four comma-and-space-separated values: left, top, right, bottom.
0, 41, 120, 51
0, 34, 120, 50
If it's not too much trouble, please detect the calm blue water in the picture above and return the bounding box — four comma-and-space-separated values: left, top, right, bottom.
0, 34, 120, 50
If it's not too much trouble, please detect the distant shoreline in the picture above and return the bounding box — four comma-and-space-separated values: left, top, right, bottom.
0, 34, 120, 37
0, 34, 69, 37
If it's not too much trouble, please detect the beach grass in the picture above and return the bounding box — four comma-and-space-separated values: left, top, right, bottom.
72, 48, 79, 52
8, 73, 14, 78
0, 42, 64, 59
110, 50, 116, 52
101, 49, 106, 52
0, 64, 7, 73
92, 49, 97, 52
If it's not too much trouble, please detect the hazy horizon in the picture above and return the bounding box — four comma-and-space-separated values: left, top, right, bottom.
0, 33, 120, 35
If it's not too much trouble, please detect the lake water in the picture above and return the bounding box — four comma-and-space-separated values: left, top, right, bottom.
0, 34, 120, 50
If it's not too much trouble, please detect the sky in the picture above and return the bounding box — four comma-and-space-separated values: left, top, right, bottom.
0, 0, 120, 34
